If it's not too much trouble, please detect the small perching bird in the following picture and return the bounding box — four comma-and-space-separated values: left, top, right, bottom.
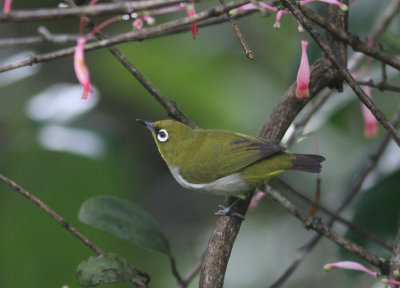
138, 119, 325, 217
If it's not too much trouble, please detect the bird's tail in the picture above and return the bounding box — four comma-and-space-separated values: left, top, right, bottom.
288, 154, 325, 173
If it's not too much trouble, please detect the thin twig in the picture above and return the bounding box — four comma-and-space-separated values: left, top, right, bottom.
265, 235, 318, 288
281, 0, 400, 148
170, 258, 184, 285
274, 178, 393, 251
220, 0, 254, 59
0, 0, 186, 22
379, 43, 388, 83
357, 80, 400, 93
0, 9, 257, 48
101, 39, 196, 127
369, 0, 400, 45
0, 173, 103, 255
177, 254, 204, 288
388, 227, 400, 288
265, 185, 388, 272
0, 0, 251, 73
0, 31, 79, 47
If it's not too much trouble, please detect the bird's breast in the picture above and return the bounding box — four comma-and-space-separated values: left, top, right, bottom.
169, 167, 250, 198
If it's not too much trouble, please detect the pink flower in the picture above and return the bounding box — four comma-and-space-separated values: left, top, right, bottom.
132, 15, 155, 30
296, 40, 310, 99
299, 0, 348, 10
273, 10, 284, 29
3, 0, 12, 13
383, 278, 400, 286
186, 2, 197, 39
325, 260, 400, 286
133, 18, 143, 30
143, 15, 155, 25
74, 37, 91, 100
361, 84, 377, 137
249, 191, 265, 210
230, 2, 278, 15
324, 261, 378, 278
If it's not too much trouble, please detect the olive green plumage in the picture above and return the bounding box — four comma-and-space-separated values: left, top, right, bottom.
138, 119, 324, 199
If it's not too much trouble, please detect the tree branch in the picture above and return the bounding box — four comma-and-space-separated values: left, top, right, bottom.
0, 0, 185, 22
275, 179, 393, 251
358, 80, 400, 93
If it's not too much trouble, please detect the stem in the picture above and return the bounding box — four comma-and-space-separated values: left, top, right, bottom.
220, 0, 254, 59
85, 16, 121, 41
265, 185, 388, 271
0, 0, 186, 22
0, 173, 103, 255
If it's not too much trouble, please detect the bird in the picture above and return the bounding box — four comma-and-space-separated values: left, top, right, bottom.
137, 119, 325, 217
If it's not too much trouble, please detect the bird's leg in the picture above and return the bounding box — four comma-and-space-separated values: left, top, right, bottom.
215, 198, 245, 219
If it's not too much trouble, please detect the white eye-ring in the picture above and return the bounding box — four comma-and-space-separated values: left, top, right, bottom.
157, 129, 169, 142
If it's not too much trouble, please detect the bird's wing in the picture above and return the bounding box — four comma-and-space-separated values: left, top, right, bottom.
217, 132, 286, 175
179, 130, 286, 183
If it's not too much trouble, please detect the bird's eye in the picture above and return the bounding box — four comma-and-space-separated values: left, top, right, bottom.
157, 129, 169, 142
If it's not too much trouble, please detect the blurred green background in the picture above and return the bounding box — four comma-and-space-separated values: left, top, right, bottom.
1, 0, 400, 287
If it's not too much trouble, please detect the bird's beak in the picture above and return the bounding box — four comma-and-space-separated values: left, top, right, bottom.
136, 119, 155, 133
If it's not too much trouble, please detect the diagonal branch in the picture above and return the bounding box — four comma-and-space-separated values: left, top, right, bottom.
264, 185, 389, 272
103, 42, 195, 127
276, 179, 393, 251
0, 173, 103, 255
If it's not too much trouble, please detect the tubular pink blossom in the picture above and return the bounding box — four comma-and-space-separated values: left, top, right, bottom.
3, 0, 12, 13
324, 261, 378, 278
143, 15, 155, 25
249, 191, 265, 210
273, 10, 284, 29
234, 2, 278, 13
295, 40, 310, 99
74, 37, 91, 100
361, 85, 378, 137
186, 2, 198, 39
384, 279, 400, 285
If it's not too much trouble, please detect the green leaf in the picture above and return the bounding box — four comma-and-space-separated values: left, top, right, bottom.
343, 169, 400, 258
78, 196, 171, 256
76, 253, 139, 286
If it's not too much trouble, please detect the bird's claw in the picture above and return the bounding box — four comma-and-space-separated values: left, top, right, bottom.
215, 204, 245, 220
